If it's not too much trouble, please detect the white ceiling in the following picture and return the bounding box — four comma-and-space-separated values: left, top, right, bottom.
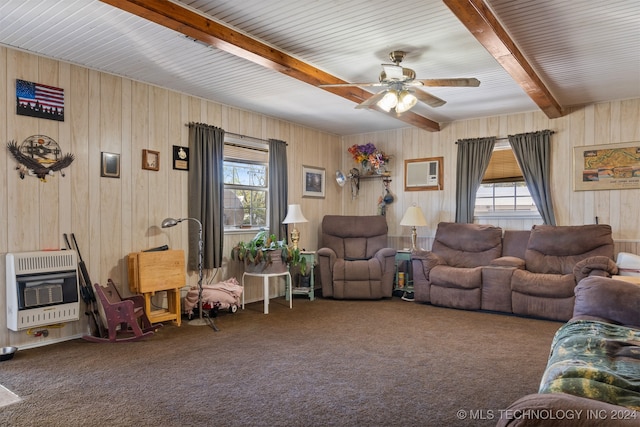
0, 0, 638, 136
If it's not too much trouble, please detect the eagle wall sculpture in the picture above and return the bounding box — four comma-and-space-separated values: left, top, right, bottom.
7, 137, 74, 181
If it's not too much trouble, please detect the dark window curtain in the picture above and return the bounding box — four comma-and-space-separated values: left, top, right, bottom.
508, 130, 556, 225
188, 122, 225, 270
455, 137, 496, 223
268, 139, 288, 242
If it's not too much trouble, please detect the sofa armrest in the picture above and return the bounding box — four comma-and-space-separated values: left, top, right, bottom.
490, 256, 525, 269
373, 247, 397, 267
375, 247, 397, 258
317, 247, 336, 259
410, 250, 445, 280
498, 393, 640, 427
573, 276, 640, 328
573, 255, 619, 282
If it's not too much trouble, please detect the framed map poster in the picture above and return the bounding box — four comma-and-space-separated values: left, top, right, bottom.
574, 142, 640, 191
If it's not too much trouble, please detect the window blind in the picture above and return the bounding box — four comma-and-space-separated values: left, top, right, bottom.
483, 147, 524, 183
224, 143, 268, 163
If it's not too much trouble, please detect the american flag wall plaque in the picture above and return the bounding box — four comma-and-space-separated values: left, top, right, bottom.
16, 79, 64, 121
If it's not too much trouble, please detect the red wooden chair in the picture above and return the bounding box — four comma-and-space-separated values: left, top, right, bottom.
83, 279, 162, 343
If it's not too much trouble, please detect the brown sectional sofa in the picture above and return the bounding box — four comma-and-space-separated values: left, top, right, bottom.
497, 276, 640, 426
411, 222, 618, 321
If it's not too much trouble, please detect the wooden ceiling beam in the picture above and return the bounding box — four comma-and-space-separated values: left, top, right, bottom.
444, 0, 564, 119
100, 0, 441, 132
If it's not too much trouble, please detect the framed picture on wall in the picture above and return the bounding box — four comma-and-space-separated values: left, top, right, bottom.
172, 145, 189, 170
142, 149, 160, 171
16, 79, 65, 122
101, 152, 120, 178
573, 142, 640, 191
302, 165, 325, 198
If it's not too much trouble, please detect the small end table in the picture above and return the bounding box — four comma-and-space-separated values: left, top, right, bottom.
287, 251, 316, 301
395, 250, 413, 297
241, 271, 292, 314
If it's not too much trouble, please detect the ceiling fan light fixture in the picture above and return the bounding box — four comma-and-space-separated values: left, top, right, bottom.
396, 90, 418, 113
377, 90, 398, 112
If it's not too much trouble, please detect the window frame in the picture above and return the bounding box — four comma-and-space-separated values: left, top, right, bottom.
474, 142, 541, 220
223, 138, 270, 233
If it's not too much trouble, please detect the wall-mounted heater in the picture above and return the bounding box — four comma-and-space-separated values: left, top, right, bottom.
6, 250, 81, 331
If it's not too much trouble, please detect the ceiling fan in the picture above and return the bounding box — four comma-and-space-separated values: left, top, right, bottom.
320, 51, 480, 114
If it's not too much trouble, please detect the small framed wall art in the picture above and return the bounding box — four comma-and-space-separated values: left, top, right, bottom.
302, 165, 325, 198
142, 149, 160, 171
101, 152, 120, 178
172, 145, 189, 170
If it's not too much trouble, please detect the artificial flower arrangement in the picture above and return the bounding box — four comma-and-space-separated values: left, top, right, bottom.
347, 143, 390, 171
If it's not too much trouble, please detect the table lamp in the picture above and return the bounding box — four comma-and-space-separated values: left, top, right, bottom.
400, 206, 427, 251
282, 204, 308, 250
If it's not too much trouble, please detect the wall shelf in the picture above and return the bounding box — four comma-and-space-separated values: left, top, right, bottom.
348, 172, 392, 199
359, 173, 391, 181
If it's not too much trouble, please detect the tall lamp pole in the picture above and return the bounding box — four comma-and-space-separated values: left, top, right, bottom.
161, 217, 215, 329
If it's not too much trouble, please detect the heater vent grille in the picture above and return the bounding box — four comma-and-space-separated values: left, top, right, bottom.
6, 250, 80, 331
13, 251, 76, 275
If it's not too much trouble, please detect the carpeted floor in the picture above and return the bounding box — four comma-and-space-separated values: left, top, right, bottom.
0, 384, 21, 409
0, 296, 562, 427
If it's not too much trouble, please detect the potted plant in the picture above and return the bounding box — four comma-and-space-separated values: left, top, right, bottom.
230, 229, 289, 273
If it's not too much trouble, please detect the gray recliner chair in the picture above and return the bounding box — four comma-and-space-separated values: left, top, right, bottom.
317, 215, 396, 299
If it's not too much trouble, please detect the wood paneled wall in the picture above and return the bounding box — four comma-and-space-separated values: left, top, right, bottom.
0, 47, 342, 348
1, 46, 639, 348
342, 100, 640, 242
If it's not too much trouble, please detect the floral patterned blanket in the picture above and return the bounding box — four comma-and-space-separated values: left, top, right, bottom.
539, 320, 640, 410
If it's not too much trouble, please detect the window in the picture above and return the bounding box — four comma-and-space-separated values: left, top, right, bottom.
474, 142, 540, 217
475, 182, 537, 213
223, 139, 269, 230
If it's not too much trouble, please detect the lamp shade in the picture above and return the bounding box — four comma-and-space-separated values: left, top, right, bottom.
161, 217, 180, 228
400, 206, 427, 227
282, 204, 308, 224
377, 90, 398, 112
396, 90, 417, 113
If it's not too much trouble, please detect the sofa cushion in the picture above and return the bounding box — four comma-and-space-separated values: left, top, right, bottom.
490, 256, 525, 269
524, 224, 614, 274
511, 269, 576, 298
431, 222, 503, 267
502, 229, 530, 259
343, 238, 370, 260
573, 276, 640, 328
430, 265, 483, 289
333, 258, 382, 280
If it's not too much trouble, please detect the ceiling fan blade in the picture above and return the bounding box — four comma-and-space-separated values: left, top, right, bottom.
354, 91, 388, 109
319, 82, 385, 88
414, 90, 447, 108
417, 78, 481, 87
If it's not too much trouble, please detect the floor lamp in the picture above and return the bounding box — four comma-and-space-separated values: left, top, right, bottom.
161, 217, 214, 329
